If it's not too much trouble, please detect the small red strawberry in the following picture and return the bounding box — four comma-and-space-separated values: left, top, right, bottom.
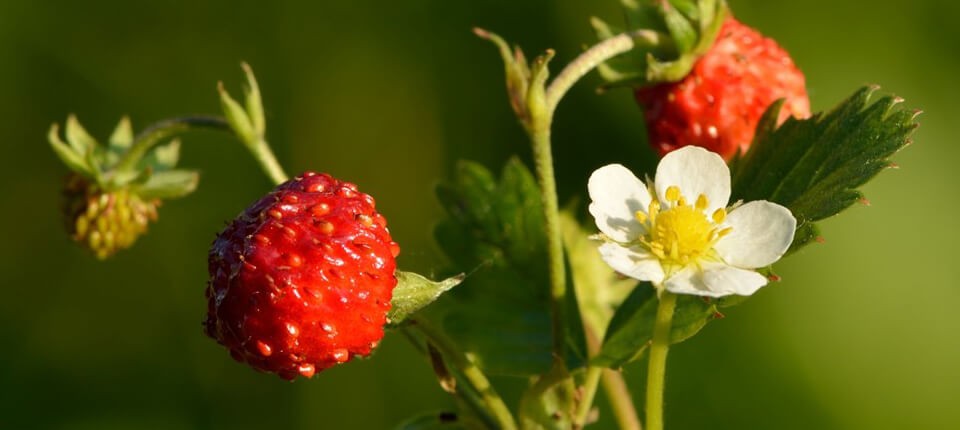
205, 172, 400, 380
635, 16, 810, 159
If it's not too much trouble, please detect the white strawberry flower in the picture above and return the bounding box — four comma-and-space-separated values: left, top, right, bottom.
588, 146, 796, 297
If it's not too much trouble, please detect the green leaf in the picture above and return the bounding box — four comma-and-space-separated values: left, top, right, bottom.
434, 158, 585, 376
731, 86, 917, 254
388, 271, 464, 326
592, 285, 717, 369
131, 169, 199, 199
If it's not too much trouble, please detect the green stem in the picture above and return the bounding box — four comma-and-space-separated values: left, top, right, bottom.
114, 116, 229, 173
413, 318, 517, 430
645, 291, 677, 430
602, 369, 643, 430
528, 126, 568, 355
248, 136, 288, 185
573, 366, 603, 428
544, 30, 663, 113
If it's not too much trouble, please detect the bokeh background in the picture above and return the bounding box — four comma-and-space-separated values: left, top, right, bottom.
2, 0, 958, 428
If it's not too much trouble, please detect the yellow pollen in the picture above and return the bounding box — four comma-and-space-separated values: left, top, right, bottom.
634, 187, 731, 267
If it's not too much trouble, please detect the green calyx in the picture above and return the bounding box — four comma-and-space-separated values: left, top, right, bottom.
592, 0, 729, 87
49, 115, 213, 258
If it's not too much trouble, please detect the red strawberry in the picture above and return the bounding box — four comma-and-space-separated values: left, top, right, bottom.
635, 16, 810, 160
205, 172, 400, 380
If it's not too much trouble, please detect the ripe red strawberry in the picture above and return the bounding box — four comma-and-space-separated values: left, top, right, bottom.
635, 16, 810, 159
205, 172, 400, 380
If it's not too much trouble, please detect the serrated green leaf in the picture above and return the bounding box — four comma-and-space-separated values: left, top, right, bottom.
731, 86, 917, 254
48, 123, 96, 178
388, 271, 464, 326
131, 169, 199, 199
434, 158, 584, 376
592, 285, 716, 369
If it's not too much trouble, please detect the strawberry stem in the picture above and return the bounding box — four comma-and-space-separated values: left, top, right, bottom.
544, 29, 662, 113
645, 291, 677, 430
113, 116, 229, 175
412, 317, 518, 430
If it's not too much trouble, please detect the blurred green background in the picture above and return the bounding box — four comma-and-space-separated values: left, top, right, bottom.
2, 0, 958, 428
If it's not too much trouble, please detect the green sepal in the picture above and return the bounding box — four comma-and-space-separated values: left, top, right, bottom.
731, 86, 918, 254
65, 114, 98, 157
591, 284, 717, 369
130, 169, 199, 200
218, 81, 256, 145
141, 138, 182, 171
474, 28, 532, 122
593, 0, 728, 87
387, 271, 464, 327
241, 62, 266, 136
109, 116, 134, 149
48, 123, 97, 179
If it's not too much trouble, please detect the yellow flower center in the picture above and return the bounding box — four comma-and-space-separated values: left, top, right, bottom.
636, 186, 731, 268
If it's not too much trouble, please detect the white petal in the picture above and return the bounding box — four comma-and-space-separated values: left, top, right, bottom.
588, 164, 652, 243
715, 201, 797, 269
598, 242, 664, 284
654, 146, 730, 213
664, 262, 768, 297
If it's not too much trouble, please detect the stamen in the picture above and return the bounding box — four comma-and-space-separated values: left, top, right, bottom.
717, 227, 733, 238
665, 186, 680, 203
648, 200, 660, 221
635, 210, 647, 224
712, 208, 726, 224
696, 194, 709, 211
677, 196, 688, 207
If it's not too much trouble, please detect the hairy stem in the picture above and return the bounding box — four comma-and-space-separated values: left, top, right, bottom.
114, 116, 229, 173
645, 291, 677, 430
413, 318, 517, 430
544, 30, 663, 113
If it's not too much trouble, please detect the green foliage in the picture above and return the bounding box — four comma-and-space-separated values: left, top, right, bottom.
434, 158, 585, 376
591, 87, 916, 368
731, 86, 918, 253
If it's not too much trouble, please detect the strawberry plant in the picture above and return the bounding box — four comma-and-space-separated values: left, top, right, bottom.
47, 1, 919, 429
